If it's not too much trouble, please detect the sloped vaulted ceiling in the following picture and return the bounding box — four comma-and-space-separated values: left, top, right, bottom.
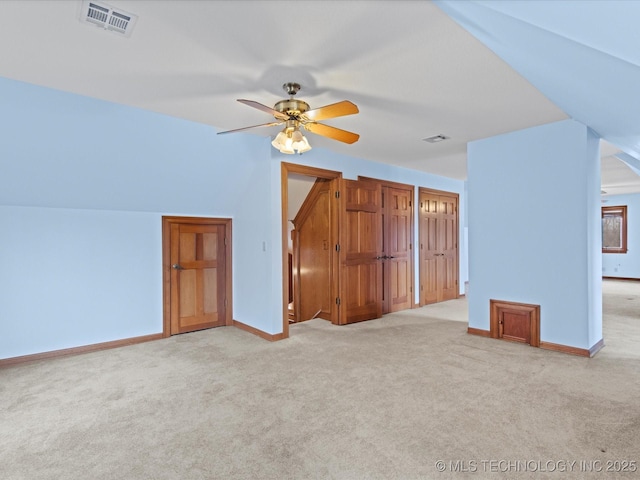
0, 0, 567, 180
0, 1, 637, 189
436, 0, 640, 162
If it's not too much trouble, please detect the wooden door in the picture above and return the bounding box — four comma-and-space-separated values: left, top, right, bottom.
281, 163, 342, 337
163, 217, 231, 335
338, 179, 383, 324
419, 190, 458, 305
382, 186, 413, 313
293, 179, 335, 322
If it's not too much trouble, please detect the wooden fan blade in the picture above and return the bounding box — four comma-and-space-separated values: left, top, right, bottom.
217, 121, 283, 135
302, 100, 359, 122
304, 122, 360, 144
237, 99, 289, 120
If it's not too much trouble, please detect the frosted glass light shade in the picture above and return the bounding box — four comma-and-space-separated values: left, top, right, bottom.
272, 128, 311, 154
292, 135, 312, 153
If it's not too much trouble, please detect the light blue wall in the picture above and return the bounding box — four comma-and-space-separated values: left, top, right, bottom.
0, 76, 466, 358
0, 206, 162, 358
468, 119, 602, 350
602, 193, 640, 279
0, 77, 275, 358
0, 78, 268, 213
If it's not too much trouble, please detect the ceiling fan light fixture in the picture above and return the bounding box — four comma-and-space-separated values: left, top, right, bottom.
292, 134, 312, 154
271, 131, 293, 153
220, 82, 357, 150
272, 126, 311, 154
291, 129, 304, 143
291, 127, 312, 153
278, 144, 296, 155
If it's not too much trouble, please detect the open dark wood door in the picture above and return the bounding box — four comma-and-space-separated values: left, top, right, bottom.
338, 178, 383, 324
292, 178, 335, 322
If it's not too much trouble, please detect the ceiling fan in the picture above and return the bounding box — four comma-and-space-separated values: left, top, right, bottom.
217, 82, 359, 154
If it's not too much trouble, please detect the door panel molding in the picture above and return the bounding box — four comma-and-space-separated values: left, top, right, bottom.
338, 178, 383, 324
359, 176, 414, 314
419, 188, 459, 305
162, 216, 233, 337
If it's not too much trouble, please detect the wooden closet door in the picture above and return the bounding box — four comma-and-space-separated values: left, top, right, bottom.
419, 190, 459, 305
338, 179, 383, 324
438, 195, 458, 302
382, 186, 413, 313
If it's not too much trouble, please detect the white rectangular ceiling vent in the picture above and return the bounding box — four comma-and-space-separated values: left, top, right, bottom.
79, 0, 138, 37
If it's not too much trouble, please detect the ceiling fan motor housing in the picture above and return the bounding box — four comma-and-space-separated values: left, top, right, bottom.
274, 99, 310, 117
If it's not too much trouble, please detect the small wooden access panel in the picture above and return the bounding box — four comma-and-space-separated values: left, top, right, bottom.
490, 300, 540, 347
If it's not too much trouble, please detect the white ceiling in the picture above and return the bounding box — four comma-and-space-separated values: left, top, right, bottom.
600, 153, 640, 197
0, 0, 637, 193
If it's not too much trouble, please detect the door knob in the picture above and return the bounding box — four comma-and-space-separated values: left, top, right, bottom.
172, 264, 184, 270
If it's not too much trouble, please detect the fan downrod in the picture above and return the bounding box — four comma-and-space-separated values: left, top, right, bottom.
283, 82, 301, 97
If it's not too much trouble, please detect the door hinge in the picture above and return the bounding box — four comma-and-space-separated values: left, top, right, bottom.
335, 191, 340, 199
336, 297, 341, 305
335, 244, 341, 252
224, 298, 228, 306
224, 237, 227, 246
409, 243, 412, 250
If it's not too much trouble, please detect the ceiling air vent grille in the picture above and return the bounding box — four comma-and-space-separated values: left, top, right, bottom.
79, 0, 138, 37
423, 135, 449, 144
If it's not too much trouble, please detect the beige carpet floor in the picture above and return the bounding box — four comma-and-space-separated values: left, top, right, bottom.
1, 280, 639, 479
